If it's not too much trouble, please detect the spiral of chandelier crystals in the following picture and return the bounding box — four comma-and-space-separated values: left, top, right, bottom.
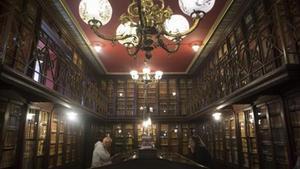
79, 0, 215, 60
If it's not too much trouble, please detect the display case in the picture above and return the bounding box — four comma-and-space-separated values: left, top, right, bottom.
136, 123, 157, 148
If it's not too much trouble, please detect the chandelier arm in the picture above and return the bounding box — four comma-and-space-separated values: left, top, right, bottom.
162, 14, 204, 38
91, 25, 132, 42
126, 33, 143, 56
137, 0, 145, 28
157, 35, 180, 53
159, 0, 165, 10
128, 1, 138, 18
127, 46, 141, 57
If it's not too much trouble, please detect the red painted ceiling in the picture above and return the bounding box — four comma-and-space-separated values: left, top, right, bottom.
64, 0, 228, 74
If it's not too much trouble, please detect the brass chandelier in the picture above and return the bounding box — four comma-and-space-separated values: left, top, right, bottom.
79, 0, 215, 60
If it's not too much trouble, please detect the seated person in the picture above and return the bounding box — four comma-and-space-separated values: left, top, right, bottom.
91, 136, 112, 168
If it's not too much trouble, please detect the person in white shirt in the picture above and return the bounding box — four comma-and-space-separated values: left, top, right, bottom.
91, 136, 112, 168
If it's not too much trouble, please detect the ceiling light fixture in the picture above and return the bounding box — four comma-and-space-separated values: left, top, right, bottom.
192, 43, 200, 52
130, 64, 163, 83
66, 112, 78, 121
94, 44, 102, 53
79, 0, 215, 60
212, 112, 222, 121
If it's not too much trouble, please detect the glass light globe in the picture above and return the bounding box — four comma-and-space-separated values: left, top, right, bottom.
192, 44, 200, 52
79, 0, 112, 25
178, 0, 215, 17
130, 70, 139, 80
142, 67, 151, 74
116, 22, 139, 47
164, 15, 190, 40
212, 112, 222, 121
154, 71, 163, 80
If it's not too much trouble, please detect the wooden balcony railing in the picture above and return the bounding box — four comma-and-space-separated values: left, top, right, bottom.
0, 0, 108, 116
187, 0, 300, 115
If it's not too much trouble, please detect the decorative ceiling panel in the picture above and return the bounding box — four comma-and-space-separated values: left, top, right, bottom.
61, 0, 231, 74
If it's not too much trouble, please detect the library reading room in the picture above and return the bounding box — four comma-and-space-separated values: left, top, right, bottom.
0, 0, 300, 169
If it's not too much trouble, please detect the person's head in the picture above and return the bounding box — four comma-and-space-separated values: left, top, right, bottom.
102, 136, 112, 149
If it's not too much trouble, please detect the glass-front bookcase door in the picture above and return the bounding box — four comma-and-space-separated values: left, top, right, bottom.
22, 108, 49, 169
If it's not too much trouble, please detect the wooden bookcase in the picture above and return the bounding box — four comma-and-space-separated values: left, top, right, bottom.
158, 80, 168, 115
181, 124, 189, 155
286, 93, 300, 165
124, 124, 134, 151
238, 108, 260, 169
107, 80, 114, 116
22, 107, 50, 169
147, 83, 157, 115
112, 124, 123, 153
111, 123, 135, 153
100, 78, 193, 117
255, 99, 289, 169
224, 113, 238, 165
168, 79, 177, 115
137, 83, 145, 116
159, 124, 169, 152
116, 80, 126, 116
169, 124, 179, 153
0, 100, 24, 169
213, 121, 224, 161
126, 80, 135, 116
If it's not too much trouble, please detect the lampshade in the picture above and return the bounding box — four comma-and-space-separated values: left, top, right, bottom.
212, 112, 222, 121
178, 0, 215, 17
163, 14, 190, 40
142, 67, 151, 74
79, 0, 112, 25
116, 22, 139, 47
130, 70, 139, 80
154, 71, 163, 80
